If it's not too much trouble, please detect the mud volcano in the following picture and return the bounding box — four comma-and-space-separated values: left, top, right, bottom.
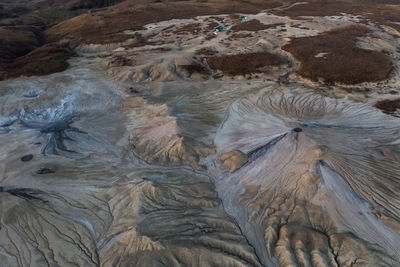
1, 0, 400, 265
212, 92, 400, 266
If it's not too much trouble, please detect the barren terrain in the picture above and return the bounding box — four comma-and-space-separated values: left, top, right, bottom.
0, 0, 400, 266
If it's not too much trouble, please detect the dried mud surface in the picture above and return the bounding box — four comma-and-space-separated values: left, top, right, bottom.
1, 0, 400, 267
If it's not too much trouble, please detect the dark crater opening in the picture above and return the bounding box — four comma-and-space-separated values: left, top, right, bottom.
21, 154, 33, 162
18, 114, 87, 156
36, 168, 55, 174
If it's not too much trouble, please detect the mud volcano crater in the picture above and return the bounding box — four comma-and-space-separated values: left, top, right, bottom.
0, 107, 87, 157
213, 92, 400, 266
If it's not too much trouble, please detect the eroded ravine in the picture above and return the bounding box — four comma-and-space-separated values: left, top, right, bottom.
209, 92, 400, 266
1, 1, 400, 265
1, 67, 400, 266
0, 69, 268, 266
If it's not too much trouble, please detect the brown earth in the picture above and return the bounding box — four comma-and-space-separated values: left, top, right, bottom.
206, 52, 286, 76
232, 20, 284, 32
178, 63, 211, 76
45, 0, 284, 44
108, 55, 135, 67
272, 0, 400, 31
174, 23, 201, 34
67, 0, 126, 10
195, 47, 218, 56
0, 43, 74, 81
282, 25, 393, 84
272, 1, 363, 19
123, 33, 160, 48
206, 21, 220, 31
209, 16, 225, 22
0, 0, 136, 79
374, 98, 400, 114
0, 27, 40, 63
228, 33, 253, 40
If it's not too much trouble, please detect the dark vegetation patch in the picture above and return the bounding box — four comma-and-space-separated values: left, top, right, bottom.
108, 55, 135, 67
0, 43, 74, 81
146, 47, 172, 52
232, 19, 283, 32
124, 36, 158, 48
374, 98, 400, 114
174, 23, 200, 34
209, 16, 225, 22
296, 26, 310, 30
206, 52, 286, 75
122, 32, 173, 49
388, 23, 400, 33
204, 34, 217, 40
67, 0, 125, 10
0, 0, 129, 80
272, 1, 361, 18
207, 21, 219, 31
272, 0, 400, 32
228, 33, 252, 39
45, 0, 284, 44
282, 25, 392, 84
162, 25, 175, 32
178, 63, 210, 76
0, 27, 40, 63
195, 47, 218, 56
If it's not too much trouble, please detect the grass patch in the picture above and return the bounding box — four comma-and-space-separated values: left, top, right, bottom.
232, 20, 284, 32
174, 23, 201, 34
228, 33, 253, 39
206, 52, 286, 75
0, 43, 73, 80
0, 27, 39, 63
45, 0, 287, 44
195, 47, 218, 56
178, 63, 210, 76
282, 25, 392, 84
375, 98, 400, 114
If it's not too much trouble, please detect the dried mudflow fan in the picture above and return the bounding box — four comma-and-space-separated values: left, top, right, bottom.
211, 92, 400, 266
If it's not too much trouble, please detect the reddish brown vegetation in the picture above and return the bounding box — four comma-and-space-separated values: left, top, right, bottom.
228, 33, 252, 39
108, 55, 135, 67
273, 1, 361, 18
374, 98, 400, 114
204, 34, 217, 41
388, 23, 400, 33
282, 25, 392, 84
195, 47, 218, 56
232, 20, 284, 32
207, 22, 219, 31
122, 33, 170, 48
272, 1, 400, 32
0, 43, 73, 80
209, 16, 225, 22
174, 23, 200, 34
45, 0, 284, 44
206, 52, 286, 75
67, 0, 125, 10
0, 27, 40, 63
178, 63, 210, 76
